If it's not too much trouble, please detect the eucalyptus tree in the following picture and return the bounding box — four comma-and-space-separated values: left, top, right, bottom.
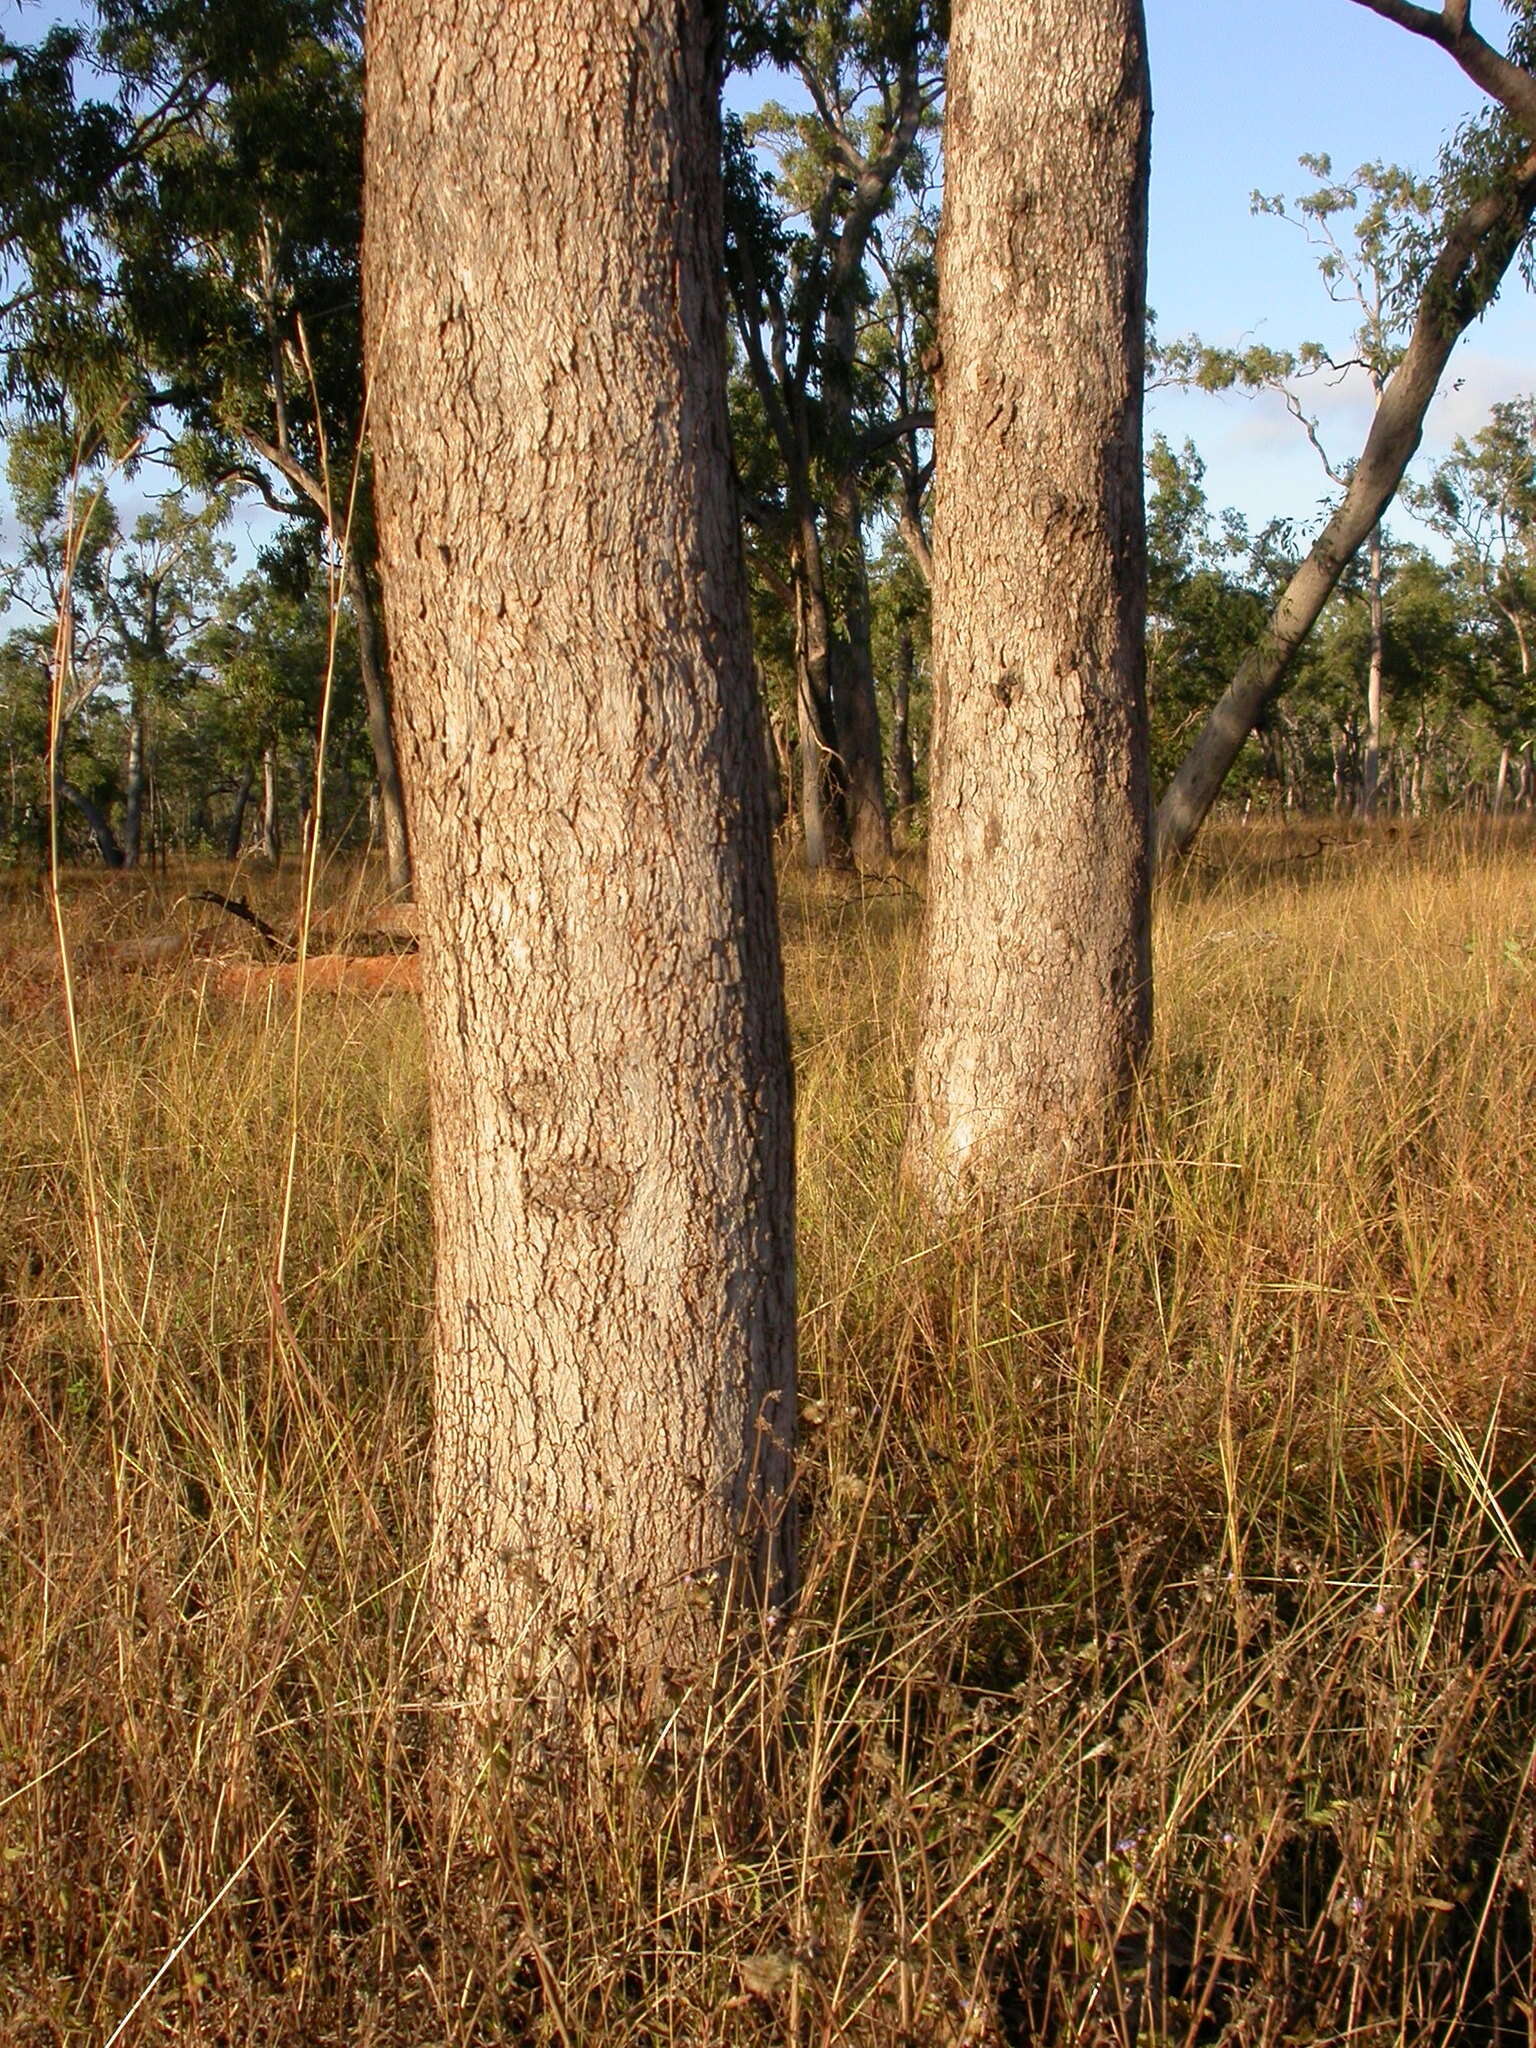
903, 0, 1152, 1212
726, 1, 944, 869
1420, 396, 1536, 800
1155, 1, 1536, 863
869, 530, 929, 817
192, 562, 366, 859
366, 0, 795, 1740
1144, 435, 1272, 796
94, 493, 233, 864
1160, 158, 1436, 814
0, 0, 413, 893
860, 145, 939, 588
1, 422, 127, 860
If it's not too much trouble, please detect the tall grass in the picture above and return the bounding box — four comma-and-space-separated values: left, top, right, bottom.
1, 822, 1534, 2043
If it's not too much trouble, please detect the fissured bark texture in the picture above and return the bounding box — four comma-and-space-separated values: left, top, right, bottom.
364, 0, 795, 1732
904, 0, 1153, 1212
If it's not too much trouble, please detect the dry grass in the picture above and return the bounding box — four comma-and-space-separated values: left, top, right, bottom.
2, 820, 1535, 2044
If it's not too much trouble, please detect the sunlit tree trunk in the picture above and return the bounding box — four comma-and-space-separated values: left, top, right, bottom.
1360, 518, 1385, 814
366, 0, 795, 1737
260, 746, 280, 863
1332, 728, 1352, 813
122, 709, 146, 869
904, 0, 1152, 1211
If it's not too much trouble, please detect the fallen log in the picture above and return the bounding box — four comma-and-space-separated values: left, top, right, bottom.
207, 953, 421, 1000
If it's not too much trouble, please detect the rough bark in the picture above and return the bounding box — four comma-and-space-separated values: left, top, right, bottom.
1156, 143, 1536, 863
903, 0, 1152, 1212
365, 0, 796, 1736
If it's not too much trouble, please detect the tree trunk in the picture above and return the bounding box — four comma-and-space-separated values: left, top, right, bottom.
343, 537, 413, 896
1495, 742, 1511, 813
792, 517, 848, 870
797, 660, 830, 872
1156, 144, 1536, 865
1332, 728, 1352, 814
764, 701, 792, 834
825, 479, 893, 869
260, 746, 280, 862
754, 672, 787, 833
903, 0, 1152, 1212
365, 0, 796, 1738
295, 742, 314, 855
1360, 520, 1385, 814
57, 778, 125, 867
891, 625, 917, 815
122, 710, 146, 869
225, 761, 255, 860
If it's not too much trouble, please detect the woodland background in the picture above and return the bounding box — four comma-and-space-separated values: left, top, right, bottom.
3, 5, 1536, 2046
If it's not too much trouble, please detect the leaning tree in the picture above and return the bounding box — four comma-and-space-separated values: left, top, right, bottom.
1154, 0, 1536, 863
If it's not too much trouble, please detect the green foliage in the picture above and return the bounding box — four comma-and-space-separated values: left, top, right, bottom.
0, 1, 363, 471
1146, 437, 1274, 793
1154, 155, 1438, 494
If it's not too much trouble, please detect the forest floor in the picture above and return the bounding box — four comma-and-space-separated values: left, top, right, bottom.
1, 817, 1535, 2045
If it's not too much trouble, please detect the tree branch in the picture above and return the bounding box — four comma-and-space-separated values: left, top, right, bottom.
1351, 1, 1536, 140
238, 430, 328, 517
898, 495, 932, 585
856, 408, 935, 459
210, 460, 311, 523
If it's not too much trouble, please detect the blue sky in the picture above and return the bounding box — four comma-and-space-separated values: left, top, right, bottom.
5, 0, 1535, 582
1143, 0, 1536, 549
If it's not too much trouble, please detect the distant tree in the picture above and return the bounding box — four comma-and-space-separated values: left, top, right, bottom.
725, 3, 943, 870
366, 0, 796, 1739
868, 531, 929, 821
903, 0, 1152, 1211
93, 493, 233, 864
2, 421, 128, 861
193, 564, 363, 859
0, 1, 413, 894
1419, 395, 1536, 802
1164, 158, 1434, 813
1144, 435, 1272, 795
1154, 2, 1536, 862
